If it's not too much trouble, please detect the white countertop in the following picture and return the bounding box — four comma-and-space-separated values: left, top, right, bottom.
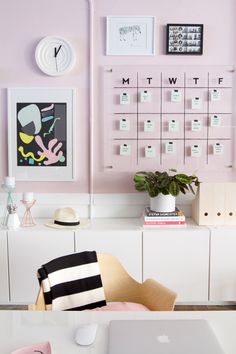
0, 217, 208, 232
0, 310, 235, 354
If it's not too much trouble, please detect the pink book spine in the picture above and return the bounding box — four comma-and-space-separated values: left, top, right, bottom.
143, 220, 186, 225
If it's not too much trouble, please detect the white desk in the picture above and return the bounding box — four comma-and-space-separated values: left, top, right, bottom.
0, 311, 235, 354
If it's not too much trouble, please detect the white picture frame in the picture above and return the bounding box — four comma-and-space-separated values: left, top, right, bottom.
8, 87, 76, 181
106, 16, 155, 55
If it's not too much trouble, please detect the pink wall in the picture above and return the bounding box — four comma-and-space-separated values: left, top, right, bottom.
93, 0, 236, 192
0, 0, 89, 193
0, 0, 235, 194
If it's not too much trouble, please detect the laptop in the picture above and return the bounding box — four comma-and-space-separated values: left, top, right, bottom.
108, 319, 224, 354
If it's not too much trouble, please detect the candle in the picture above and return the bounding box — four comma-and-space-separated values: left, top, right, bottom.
23, 192, 34, 202
4, 176, 15, 187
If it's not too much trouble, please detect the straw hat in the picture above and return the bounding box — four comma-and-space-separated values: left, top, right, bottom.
45, 207, 86, 230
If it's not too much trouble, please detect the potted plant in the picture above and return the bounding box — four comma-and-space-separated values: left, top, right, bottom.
133, 168, 199, 212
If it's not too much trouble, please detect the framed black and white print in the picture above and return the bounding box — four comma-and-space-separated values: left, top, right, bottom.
166, 24, 203, 55
8, 87, 76, 181
106, 16, 155, 55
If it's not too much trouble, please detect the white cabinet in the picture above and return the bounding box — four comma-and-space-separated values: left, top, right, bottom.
0, 231, 9, 302
8, 228, 74, 303
210, 227, 236, 301
143, 224, 210, 302
75, 219, 142, 282
4, 218, 236, 305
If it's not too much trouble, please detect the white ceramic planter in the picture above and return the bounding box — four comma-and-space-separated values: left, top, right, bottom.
150, 194, 175, 212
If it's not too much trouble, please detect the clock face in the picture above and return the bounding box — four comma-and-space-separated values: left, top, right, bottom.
35, 36, 76, 76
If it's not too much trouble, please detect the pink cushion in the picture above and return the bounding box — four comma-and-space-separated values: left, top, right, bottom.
92, 302, 150, 311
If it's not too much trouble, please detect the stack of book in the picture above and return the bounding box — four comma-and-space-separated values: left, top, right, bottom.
142, 207, 186, 228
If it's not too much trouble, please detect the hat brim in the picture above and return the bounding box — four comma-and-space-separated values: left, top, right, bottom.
45, 219, 90, 230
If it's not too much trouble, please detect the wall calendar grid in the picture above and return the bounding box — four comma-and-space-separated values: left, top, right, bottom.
103, 66, 234, 173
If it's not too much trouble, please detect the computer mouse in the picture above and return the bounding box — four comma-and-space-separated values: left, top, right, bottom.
74, 323, 98, 346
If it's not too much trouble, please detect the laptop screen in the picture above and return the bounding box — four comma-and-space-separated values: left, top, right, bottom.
108, 319, 224, 354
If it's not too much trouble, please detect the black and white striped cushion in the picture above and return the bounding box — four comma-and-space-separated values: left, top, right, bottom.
37, 251, 107, 311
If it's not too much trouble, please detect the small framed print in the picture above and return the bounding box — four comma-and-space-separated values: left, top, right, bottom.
106, 16, 155, 55
8, 87, 76, 181
166, 23, 203, 55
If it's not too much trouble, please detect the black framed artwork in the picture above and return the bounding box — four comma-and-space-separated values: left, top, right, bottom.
166, 24, 203, 55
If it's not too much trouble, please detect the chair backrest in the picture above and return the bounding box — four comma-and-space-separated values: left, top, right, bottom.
98, 253, 142, 303
29, 253, 177, 311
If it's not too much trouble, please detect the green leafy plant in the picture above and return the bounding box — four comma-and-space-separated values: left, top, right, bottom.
133, 169, 199, 198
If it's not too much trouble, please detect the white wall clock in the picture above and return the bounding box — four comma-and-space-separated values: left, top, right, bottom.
35, 36, 76, 76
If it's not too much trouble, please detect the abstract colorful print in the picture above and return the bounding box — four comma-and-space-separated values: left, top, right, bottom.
17, 102, 67, 167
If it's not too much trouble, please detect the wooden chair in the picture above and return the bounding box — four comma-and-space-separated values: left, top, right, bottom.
28, 253, 177, 311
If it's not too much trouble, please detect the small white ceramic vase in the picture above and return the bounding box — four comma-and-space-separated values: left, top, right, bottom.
6, 205, 20, 230
150, 194, 175, 212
